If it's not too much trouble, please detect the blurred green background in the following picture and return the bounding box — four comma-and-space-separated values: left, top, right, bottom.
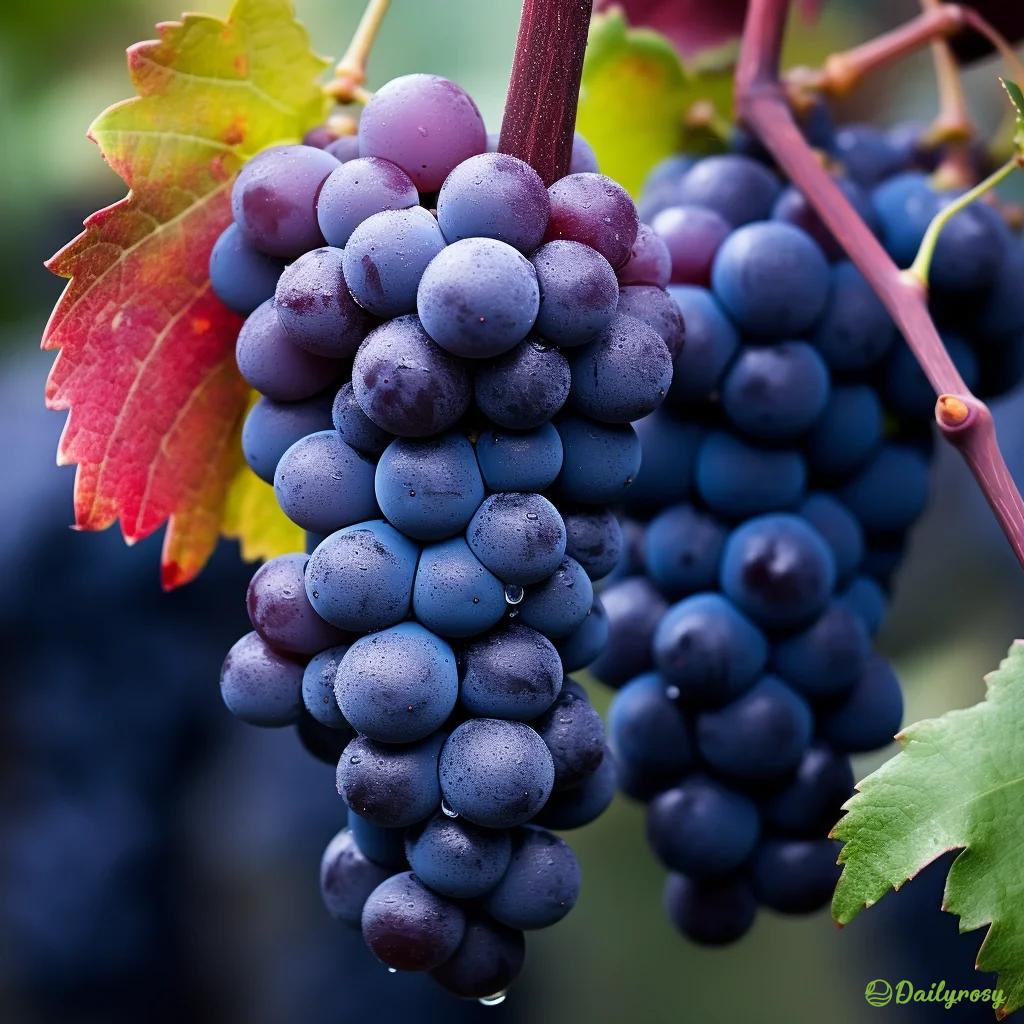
2, 1, 1023, 1021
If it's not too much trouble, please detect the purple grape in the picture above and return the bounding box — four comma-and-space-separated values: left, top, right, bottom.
663, 286, 739, 405
763, 742, 854, 837
651, 205, 732, 286
473, 339, 571, 429
405, 816, 512, 900
209, 223, 284, 314
544, 173, 639, 269
615, 285, 686, 359
316, 156, 419, 247
772, 178, 879, 261
437, 152, 550, 253
352, 315, 471, 436
320, 828, 396, 928
303, 125, 336, 149
569, 132, 599, 174
241, 392, 334, 483
219, 631, 304, 727
331, 381, 394, 455
663, 873, 756, 946
343, 206, 446, 318
617, 223, 672, 288
325, 135, 361, 163
677, 154, 782, 226
246, 552, 351, 656
358, 74, 487, 191
529, 240, 619, 347
231, 144, 339, 257
274, 246, 376, 357
301, 646, 352, 729
235, 299, 340, 401
431, 916, 525, 1000
531, 688, 605, 790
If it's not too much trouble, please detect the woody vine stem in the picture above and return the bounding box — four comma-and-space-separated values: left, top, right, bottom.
737, 0, 1024, 571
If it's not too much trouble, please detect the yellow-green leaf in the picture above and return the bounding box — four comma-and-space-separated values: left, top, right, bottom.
223, 461, 305, 564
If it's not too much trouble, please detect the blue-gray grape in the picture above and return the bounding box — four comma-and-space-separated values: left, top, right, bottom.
516, 556, 593, 639
404, 814, 512, 899
529, 240, 619, 346
466, 492, 566, 585
475, 423, 563, 493
320, 828, 396, 928
219, 631, 304, 727
242, 392, 334, 484
473, 340, 571, 429
209, 223, 284, 314
301, 645, 352, 729
412, 537, 506, 639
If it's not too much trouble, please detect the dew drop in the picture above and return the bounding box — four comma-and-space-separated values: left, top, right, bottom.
312, 590, 320, 599
350, 755, 363, 765
441, 799, 459, 818
479, 991, 507, 1007
525, 512, 538, 521
665, 684, 681, 701
504, 584, 524, 605
388, 967, 398, 974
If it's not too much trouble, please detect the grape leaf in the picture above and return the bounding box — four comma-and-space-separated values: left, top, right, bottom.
42, 0, 329, 588
1001, 79, 1024, 155
833, 641, 1024, 1019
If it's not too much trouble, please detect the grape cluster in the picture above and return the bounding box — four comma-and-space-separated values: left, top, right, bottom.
213, 73, 679, 1000
596, 114, 1024, 946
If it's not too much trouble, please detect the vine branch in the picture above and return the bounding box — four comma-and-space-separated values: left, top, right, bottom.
498, 0, 593, 186
736, 0, 1024, 571
324, 0, 391, 103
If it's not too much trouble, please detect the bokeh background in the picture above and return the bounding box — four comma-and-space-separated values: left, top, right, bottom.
1, 0, 1023, 1021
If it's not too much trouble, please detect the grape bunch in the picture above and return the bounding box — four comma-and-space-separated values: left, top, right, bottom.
594, 113, 1024, 946
213, 73, 681, 1001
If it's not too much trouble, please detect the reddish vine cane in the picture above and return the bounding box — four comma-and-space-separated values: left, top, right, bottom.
736, 0, 1024, 570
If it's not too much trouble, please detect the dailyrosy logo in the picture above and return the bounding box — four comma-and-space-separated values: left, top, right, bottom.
864, 980, 1006, 1011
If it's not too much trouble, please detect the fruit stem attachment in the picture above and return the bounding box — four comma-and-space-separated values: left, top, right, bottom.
905, 155, 1021, 288
325, 0, 392, 103
498, 0, 594, 186
920, 0, 975, 147
736, 0, 1024, 572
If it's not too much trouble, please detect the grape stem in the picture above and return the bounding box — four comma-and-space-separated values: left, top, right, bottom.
736, 0, 1024, 572
325, 0, 392, 103
906, 155, 1022, 287
498, 0, 594, 185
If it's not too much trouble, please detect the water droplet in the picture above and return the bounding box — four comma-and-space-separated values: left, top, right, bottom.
525, 512, 538, 521
625, 475, 633, 485
508, 609, 519, 618
479, 992, 507, 1007
388, 967, 398, 974
504, 584, 524, 605
472, 597, 480, 604
665, 684, 681, 701
349, 755, 363, 765
312, 590, 319, 599
441, 799, 459, 818
409, 489, 416, 497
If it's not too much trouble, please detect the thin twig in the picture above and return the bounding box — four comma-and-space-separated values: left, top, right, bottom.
736, 0, 1024, 572
921, 0, 975, 145
324, 0, 391, 103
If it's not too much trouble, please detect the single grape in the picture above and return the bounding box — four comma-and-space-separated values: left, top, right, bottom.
219, 631, 304, 727
439, 720, 555, 828
722, 341, 830, 442
437, 152, 549, 253
480, 826, 581, 929
652, 593, 768, 708
607, 672, 693, 774
305, 520, 419, 631
247, 552, 351, 656
663, 286, 740, 406
570, 131, 599, 174
304, 124, 337, 148
695, 431, 807, 520
297, 707, 352, 764
804, 384, 883, 480
543, 172, 639, 269
231, 144, 338, 256
811, 261, 896, 372
839, 575, 887, 637
405, 814, 512, 899
836, 444, 931, 536
473, 340, 571, 429
568, 313, 672, 423
696, 675, 813, 784
352, 315, 471, 436
798, 494, 864, 585
772, 600, 869, 701
417, 238, 540, 358
647, 776, 760, 879
643, 505, 727, 596
532, 688, 605, 790
555, 597, 610, 673
375, 433, 484, 541
529, 240, 619, 347
336, 731, 445, 828
301, 646, 352, 729
349, 811, 409, 869
719, 513, 836, 630
316, 156, 419, 247
517, 556, 593, 640
274, 247, 376, 357
562, 507, 622, 581
413, 537, 506, 639
361, 872, 466, 971
343, 207, 446, 318
336, 622, 459, 744
711, 221, 830, 337
818, 654, 903, 753
320, 828, 396, 928
881, 334, 979, 421
677, 155, 781, 226
555, 414, 642, 505
763, 742, 854, 837
236, 299, 340, 402
431, 915, 525, 1001
872, 172, 935, 267
241, 392, 334, 483
637, 156, 692, 222
209, 223, 284, 315
831, 124, 903, 188
977, 239, 1024, 342
617, 223, 672, 288
771, 179, 879, 261
588, 577, 667, 688
475, 423, 563, 492
615, 285, 686, 359
622, 410, 702, 513
274, 430, 379, 534
752, 838, 842, 914
325, 134, 361, 163
466, 493, 566, 585
331, 381, 394, 456
358, 74, 487, 191
651, 205, 732, 286
533, 746, 616, 829
663, 873, 757, 946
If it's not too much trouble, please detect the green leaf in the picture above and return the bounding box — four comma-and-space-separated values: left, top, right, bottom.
833, 641, 1024, 1018
1000, 78, 1024, 155
576, 11, 731, 199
